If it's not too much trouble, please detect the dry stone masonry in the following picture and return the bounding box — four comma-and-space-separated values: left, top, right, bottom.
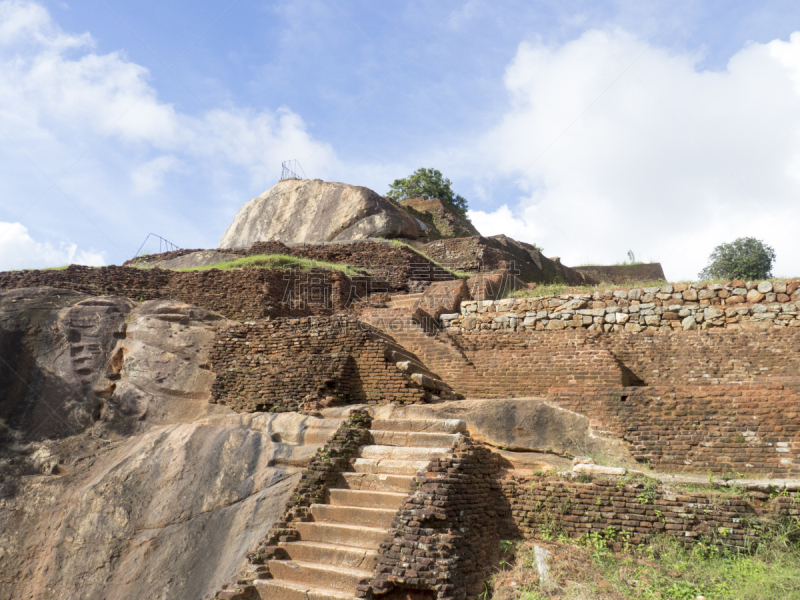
443, 280, 800, 332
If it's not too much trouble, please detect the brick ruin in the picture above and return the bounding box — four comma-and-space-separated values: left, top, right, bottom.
209, 317, 437, 412
3, 246, 800, 599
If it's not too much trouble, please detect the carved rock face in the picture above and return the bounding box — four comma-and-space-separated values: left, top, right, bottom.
0, 287, 342, 600
218, 179, 421, 247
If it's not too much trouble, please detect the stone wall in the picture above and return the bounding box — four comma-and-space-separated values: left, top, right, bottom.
253, 240, 458, 293
365, 439, 509, 600
573, 262, 666, 284
400, 328, 800, 477
502, 473, 800, 551
443, 280, 800, 333
438, 329, 800, 393
209, 316, 430, 412
0, 265, 361, 321
430, 331, 629, 397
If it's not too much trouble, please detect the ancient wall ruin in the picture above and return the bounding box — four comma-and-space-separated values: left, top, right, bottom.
443, 280, 800, 333
0, 265, 360, 321
209, 317, 430, 412
124, 239, 457, 293
572, 262, 666, 284
502, 474, 800, 551
366, 440, 507, 600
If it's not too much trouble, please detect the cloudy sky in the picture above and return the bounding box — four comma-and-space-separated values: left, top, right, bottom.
2, 0, 800, 279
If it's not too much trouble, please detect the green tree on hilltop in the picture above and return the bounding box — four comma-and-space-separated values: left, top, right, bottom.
698, 237, 776, 280
387, 168, 468, 216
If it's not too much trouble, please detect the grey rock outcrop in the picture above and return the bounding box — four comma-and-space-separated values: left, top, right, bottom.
218, 179, 421, 248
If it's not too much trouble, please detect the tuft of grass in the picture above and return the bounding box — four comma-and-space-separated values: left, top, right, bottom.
41, 265, 71, 271
170, 254, 366, 275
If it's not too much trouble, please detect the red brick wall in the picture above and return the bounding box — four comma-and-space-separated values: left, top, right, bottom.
548, 384, 800, 477
210, 316, 428, 411
502, 474, 799, 551
601, 329, 800, 387
0, 265, 361, 321
433, 331, 627, 397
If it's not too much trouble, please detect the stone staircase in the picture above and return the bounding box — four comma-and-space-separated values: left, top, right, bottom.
253, 417, 466, 600
360, 298, 477, 398
387, 292, 423, 310
357, 299, 461, 400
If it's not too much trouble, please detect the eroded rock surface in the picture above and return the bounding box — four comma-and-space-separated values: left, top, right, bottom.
0, 288, 343, 600
0, 412, 340, 600
363, 398, 634, 466
218, 179, 421, 247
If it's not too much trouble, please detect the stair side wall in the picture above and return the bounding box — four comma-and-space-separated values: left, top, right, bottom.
363, 440, 511, 600
210, 316, 429, 412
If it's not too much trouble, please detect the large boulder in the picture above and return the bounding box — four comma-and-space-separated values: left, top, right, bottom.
219, 179, 421, 248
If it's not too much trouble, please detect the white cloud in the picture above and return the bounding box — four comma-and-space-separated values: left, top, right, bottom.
131, 156, 183, 195
471, 29, 800, 279
0, 0, 341, 266
0, 222, 105, 270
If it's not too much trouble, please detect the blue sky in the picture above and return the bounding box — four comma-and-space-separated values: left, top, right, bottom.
2, 0, 800, 279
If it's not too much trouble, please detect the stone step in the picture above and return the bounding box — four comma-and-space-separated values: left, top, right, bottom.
338, 472, 415, 493
350, 458, 431, 475
278, 541, 378, 571
268, 560, 370, 593
371, 418, 466, 434
295, 522, 387, 547
391, 301, 419, 309
311, 504, 397, 528
390, 293, 424, 301
329, 488, 407, 510
254, 579, 353, 600
370, 430, 462, 448
358, 445, 449, 461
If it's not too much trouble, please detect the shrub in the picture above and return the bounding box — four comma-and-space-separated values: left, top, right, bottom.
698, 237, 775, 281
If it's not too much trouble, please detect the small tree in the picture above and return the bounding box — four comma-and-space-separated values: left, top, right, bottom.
698, 237, 776, 281
387, 168, 468, 216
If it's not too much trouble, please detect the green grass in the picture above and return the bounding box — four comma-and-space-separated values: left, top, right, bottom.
596, 529, 800, 600
168, 253, 366, 274
492, 524, 800, 600
40, 265, 71, 270
501, 279, 671, 300
390, 239, 471, 279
